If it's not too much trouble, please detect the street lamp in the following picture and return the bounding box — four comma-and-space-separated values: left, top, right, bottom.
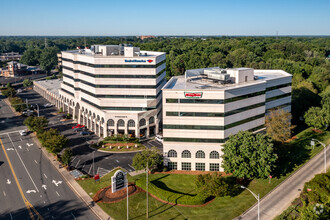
311, 139, 327, 173
241, 186, 259, 220
92, 151, 95, 176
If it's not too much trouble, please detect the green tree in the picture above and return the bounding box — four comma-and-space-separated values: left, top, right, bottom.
265, 108, 295, 143
23, 79, 33, 87
24, 116, 48, 134
132, 147, 163, 171
39, 47, 59, 74
1, 87, 16, 97
304, 107, 326, 129
20, 47, 41, 66
38, 128, 67, 154
9, 96, 25, 112
222, 131, 278, 179
6, 82, 12, 88
61, 148, 73, 166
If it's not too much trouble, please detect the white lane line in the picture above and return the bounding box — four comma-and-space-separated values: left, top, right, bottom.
88, 165, 92, 174
82, 162, 86, 169
0, 130, 23, 136
34, 160, 38, 164
9, 213, 13, 220
71, 212, 76, 219
44, 174, 48, 179
3, 191, 6, 197
7, 134, 39, 192
75, 159, 80, 167
115, 159, 119, 163
128, 164, 135, 170
55, 191, 60, 197
18, 136, 22, 141
71, 156, 77, 162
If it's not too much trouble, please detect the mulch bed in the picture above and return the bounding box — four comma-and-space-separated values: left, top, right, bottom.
312, 129, 323, 134
93, 183, 142, 203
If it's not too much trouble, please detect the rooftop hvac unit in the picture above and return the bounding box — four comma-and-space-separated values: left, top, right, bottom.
204, 70, 230, 81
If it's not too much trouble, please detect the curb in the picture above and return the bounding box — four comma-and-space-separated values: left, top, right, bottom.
88, 144, 143, 154
235, 144, 330, 219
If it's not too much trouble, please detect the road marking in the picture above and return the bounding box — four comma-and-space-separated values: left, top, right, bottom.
82, 162, 86, 169
6, 148, 14, 151
88, 165, 93, 174
26, 148, 29, 151
75, 159, 80, 167
71, 156, 77, 162
55, 191, 60, 197
0, 130, 23, 136
26, 190, 36, 193
52, 180, 62, 186
128, 164, 135, 171
116, 160, 119, 163
44, 174, 48, 179
6, 179, 11, 184
71, 212, 76, 219
18, 136, 22, 141
34, 160, 38, 164
7, 134, 39, 193
44, 201, 46, 204
3, 191, 6, 197
18, 145, 22, 149
42, 185, 47, 190
9, 213, 12, 220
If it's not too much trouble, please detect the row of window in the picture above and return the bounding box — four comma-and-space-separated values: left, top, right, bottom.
168, 149, 220, 159
266, 83, 291, 92
166, 102, 265, 117
63, 66, 166, 78
81, 97, 161, 111
265, 93, 291, 102
163, 113, 265, 130
266, 103, 291, 113
105, 117, 155, 127
61, 88, 74, 97
62, 58, 166, 68
168, 162, 220, 171
166, 91, 265, 104
163, 124, 265, 143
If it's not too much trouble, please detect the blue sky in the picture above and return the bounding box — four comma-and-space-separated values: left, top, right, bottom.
0, 0, 329, 36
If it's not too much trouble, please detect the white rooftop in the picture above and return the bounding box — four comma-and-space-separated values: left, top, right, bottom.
35, 79, 62, 96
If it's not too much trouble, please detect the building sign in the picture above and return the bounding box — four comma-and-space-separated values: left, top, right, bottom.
111, 170, 127, 193
124, 59, 153, 63
184, 92, 203, 98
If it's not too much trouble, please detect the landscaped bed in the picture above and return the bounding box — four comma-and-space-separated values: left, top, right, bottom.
91, 134, 145, 152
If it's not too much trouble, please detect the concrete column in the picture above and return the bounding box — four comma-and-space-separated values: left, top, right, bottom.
146, 120, 150, 138
114, 121, 117, 135
103, 125, 107, 138
155, 118, 159, 134
136, 123, 140, 139
77, 109, 81, 124
124, 121, 128, 135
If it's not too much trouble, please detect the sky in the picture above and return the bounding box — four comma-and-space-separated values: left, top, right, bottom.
0, 0, 329, 36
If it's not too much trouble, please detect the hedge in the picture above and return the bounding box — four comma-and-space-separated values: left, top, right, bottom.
136, 177, 209, 205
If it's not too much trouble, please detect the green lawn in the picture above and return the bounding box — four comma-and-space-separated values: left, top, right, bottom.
77, 128, 330, 220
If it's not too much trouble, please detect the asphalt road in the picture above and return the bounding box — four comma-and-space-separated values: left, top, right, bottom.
17, 88, 163, 177
239, 145, 330, 220
0, 74, 47, 87
0, 94, 96, 220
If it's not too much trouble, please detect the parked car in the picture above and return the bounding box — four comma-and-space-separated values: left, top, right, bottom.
155, 135, 163, 143
80, 131, 92, 136
43, 103, 53, 108
19, 129, 28, 136
73, 127, 83, 132
72, 124, 85, 129
22, 109, 34, 117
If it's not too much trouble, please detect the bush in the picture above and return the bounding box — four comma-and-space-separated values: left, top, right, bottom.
61, 148, 73, 166
9, 96, 25, 112
24, 116, 48, 133
38, 128, 67, 154
1, 87, 16, 97
23, 79, 33, 87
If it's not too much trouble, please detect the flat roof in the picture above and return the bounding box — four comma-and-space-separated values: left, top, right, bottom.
163, 69, 291, 91
63, 49, 165, 58
35, 78, 62, 96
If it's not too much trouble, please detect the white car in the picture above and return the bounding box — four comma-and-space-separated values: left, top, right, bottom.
155, 135, 163, 143
19, 129, 28, 136
43, 103, 53, 108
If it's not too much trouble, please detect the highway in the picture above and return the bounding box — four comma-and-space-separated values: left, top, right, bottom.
0, 95, 96, 219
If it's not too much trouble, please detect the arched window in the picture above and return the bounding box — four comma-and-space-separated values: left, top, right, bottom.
118, 119, 125, 127
139, 118, 146, 127
149, 116, 155, 124
168, 150, 177, 158
210, 151, 219, 159
108, 119, 114, 126
128, 120, 135, 127
195, 150, 205, 158
181, 150, 191, 158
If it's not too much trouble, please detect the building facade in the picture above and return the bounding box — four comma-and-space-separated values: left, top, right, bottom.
58, 44, 166, 138
162, 67, 292, 171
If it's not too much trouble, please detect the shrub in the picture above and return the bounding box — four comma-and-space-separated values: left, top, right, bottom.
9, 96, 25, 112
24, 116, 48, 133
38, 128, 67, 154
1, 87, 16, 97
61, 148, 73, 166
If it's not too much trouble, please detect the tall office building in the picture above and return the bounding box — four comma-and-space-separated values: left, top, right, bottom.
162, 67, 291, 171
59, 44, 166, 138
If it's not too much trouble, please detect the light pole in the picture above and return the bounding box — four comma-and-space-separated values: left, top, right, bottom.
311, 139, 327, 173
241, 186, 259, 220
36, 104, 39, 117
92, 151, 95, 176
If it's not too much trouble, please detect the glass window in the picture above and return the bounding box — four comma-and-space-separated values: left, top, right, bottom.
108, 119, 114, 126
181, 162, 191, 171
210, 163, 220, 171
128, 120, 135, 127
168, 162, 177, 170
149, 117, 155, 124
181, 150, 191, 158
210, 151, 220, 159
117, 119, 125, 127
195, 150, 205, 158
166, 112, 179, 116
139, 118, 146, 127
195, 163, 205, 171
168, 150, 177, 158
166, 99, 179, 103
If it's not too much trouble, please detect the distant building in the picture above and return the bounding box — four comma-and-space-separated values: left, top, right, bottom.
57, 53, 62, 71
1, 61, 44, 77
162, 67, 292, 171
138, 36, 156, 40
0, 52, 22, 61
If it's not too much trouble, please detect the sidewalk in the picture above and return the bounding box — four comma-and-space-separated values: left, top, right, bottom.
32, 135, 112, 220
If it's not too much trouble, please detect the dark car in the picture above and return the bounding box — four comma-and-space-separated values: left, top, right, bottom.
80, 131, 90, 135
73, 127, 83, 132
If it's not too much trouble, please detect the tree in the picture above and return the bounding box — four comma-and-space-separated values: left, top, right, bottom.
304, 107, 326, 129
61, 148, 73, 166
23, 79, 33, 87
20, 47, 41, 66
24, 116, 48, 134
1, 87, 16, 97
222, 131, 278, 179
265, 108, 295, 143
39, 47, 59, 74
38, 128, 67, 154
132, 147, 163, 171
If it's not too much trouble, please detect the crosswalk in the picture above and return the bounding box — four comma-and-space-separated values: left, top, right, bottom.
97, 167, 111, 177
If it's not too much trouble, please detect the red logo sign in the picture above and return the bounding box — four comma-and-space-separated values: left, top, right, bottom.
94, 174, 100, 180
269, 175, 272, 179
184, 92, 203, 98
147, 59, 153, 63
